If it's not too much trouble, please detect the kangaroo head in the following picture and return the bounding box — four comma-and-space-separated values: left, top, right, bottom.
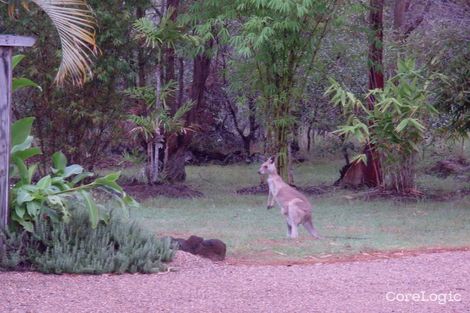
258, 156, 277, 175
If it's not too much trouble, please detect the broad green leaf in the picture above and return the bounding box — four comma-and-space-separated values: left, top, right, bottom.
52, 152, 67, 172
36, 175, 52, 189
71, 172, 94, 186
11, 136, 33, 154
26, 201, 41, 217
123, 194, 139, 208
12, 147, 41, 161
12, 54, 25, 69
63, 164, 83, 178
95, 172, 123, 193
19, 220, 34, 233
28, 164, 38, 184
12, 78, 42, 93
11, 117, 34, 147
16, 189, 33, 205
22, 185, 39, 193
15, 205, 26, 219
79, 190, 98, 228
11, 156, 29, 183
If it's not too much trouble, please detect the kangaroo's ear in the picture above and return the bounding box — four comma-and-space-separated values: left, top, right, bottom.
269, 156, 276, 163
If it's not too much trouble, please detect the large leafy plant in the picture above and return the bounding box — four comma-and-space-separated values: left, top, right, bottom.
326, 59, 437, 192
126, 86, 194, 185
9, 117, 136, 232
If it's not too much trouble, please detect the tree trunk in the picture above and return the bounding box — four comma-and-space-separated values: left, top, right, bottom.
274, 95, 290, 183
177, 57, 184, 108
306, 126, 312, 152
368, 0, 384, 95
136, 6, 147, 90
164, 0, 179, 112
146, 141, 154, 185
242, 136, 251, 157
164, 45, 213, 182
363, 0, 384, 187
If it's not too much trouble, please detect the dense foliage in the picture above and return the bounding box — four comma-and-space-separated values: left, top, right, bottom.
0, 208, 175, 274
327, 59, 437, 192
2, 0, 468, 185
9, 117, 136, 232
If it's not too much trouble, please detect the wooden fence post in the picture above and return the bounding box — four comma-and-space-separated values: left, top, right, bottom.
0, 35, 36, 234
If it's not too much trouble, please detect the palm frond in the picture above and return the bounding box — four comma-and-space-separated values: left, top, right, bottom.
9, 0, 99, 86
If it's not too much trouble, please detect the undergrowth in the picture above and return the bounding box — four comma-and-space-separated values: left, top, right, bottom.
0, 208, 175, 274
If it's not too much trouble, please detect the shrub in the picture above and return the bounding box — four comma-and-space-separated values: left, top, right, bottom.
0, 208, 175, 274
326, 59, 437, 192
9, 117, 136, 232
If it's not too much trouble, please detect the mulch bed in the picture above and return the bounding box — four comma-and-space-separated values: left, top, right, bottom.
123, 183, 203, 200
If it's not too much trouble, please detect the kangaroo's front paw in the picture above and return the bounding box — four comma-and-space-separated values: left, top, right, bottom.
267, 205, 274, 210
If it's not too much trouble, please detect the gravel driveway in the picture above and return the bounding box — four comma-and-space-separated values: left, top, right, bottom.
1, 251, 469, 313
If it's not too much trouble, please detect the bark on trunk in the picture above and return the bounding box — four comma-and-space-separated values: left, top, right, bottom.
306, 126, 312, 152
164, 45, 213, 182
164, 0, 179, 112
136, 6, 147, 90
146, 141, 154, 185
177, 57, 184, 108
363, 0, 384, 187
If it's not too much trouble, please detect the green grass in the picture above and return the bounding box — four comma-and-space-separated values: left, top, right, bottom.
124, 158, 470, 263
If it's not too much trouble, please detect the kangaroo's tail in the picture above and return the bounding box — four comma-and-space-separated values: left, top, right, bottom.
303, 218, 321, 239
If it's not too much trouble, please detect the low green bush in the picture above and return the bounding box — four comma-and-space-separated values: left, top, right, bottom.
0, 208, 175, 274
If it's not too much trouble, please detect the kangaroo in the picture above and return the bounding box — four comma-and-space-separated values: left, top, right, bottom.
258, 156, 321, 239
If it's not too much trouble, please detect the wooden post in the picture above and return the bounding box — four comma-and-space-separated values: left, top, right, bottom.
0, 35, 36, 233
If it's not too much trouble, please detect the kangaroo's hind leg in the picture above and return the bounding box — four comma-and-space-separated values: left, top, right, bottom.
289, 220, 299, 238
304, 217, 321, 239
286, 220, 292, 238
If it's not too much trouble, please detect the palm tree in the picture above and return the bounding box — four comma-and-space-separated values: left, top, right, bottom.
6, 0, 98, 85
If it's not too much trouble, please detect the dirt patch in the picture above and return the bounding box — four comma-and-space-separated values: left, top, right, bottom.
123, 183, 203, 200
226, 246, 470, 266
236, 183, 333, 195
427, 156, 469, 178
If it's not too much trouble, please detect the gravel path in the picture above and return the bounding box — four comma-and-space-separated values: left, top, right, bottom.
1, 251, 469, 313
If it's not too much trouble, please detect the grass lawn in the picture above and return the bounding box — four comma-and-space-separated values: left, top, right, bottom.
122, 157, 470, 263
